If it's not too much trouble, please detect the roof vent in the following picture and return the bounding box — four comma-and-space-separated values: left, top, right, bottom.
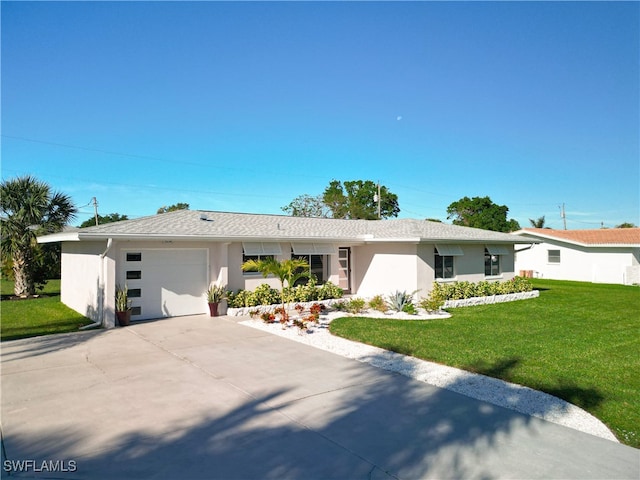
200, 214, 213, 222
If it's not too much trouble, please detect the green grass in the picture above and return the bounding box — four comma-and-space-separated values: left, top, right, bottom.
1, 279, 93, 341
330, 279, 640, 447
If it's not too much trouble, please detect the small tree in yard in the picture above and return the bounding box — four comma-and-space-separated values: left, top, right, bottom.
241, 257, 310, 319
1, 175, 77, 296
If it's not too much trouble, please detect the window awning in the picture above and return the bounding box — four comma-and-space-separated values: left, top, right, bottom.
485, 244, 511, 255
242, 242, 282, 256
435, 244, 464, 256
291, 243, 338, 255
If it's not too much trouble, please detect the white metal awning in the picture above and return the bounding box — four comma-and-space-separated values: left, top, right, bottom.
242, 242, 283, 255
291, 243, 338, 255
485, 244, 511, 255
435, 244, 464, 256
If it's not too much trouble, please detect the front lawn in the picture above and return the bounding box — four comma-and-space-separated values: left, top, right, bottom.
330, 279, 640, 448
1, 279, 93, 341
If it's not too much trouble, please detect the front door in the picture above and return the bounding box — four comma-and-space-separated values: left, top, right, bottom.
338, 247, 351, 293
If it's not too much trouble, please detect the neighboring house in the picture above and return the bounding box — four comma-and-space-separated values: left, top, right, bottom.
38, 210, 532, 327
513, 228, 640, 285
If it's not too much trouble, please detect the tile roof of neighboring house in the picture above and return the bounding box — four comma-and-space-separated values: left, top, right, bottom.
516, 228, 640, 247
39, 210, 531, 244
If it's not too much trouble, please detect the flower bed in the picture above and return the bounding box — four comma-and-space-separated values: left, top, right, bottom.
227, 298, 341, 317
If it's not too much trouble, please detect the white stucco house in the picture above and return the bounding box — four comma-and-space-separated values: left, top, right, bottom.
514, 228, 640, 285
38, 210, 533, 328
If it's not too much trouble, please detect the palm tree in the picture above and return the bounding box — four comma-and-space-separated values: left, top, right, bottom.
529, 216, 546, 228
241, 257, 310, 318
1, 175, 77, 296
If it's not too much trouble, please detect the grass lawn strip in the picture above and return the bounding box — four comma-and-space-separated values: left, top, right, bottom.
1, 279, 93, 341
240, 311, 618, 443
328, 279, 640, 448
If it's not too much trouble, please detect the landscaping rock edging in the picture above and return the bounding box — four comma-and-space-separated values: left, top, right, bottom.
443, 290, 539, 308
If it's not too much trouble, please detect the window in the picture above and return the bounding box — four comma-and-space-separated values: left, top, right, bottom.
548, 250, 561, 263
126, 252, 142, 262
291, 252, 325, 284
242, 243, 281, 272
126, 271, 142, 280
291, 244, 335, 284
484, 249, 500, 276
131, 306, 142, 316
435, 248, 454, 279
128, 288, 142, 298
242, 254, 274, 268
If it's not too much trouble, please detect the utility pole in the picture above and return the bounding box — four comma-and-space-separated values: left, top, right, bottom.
92, 197, 99, 226
560, 203, 567, 230
373, 182, 381, 219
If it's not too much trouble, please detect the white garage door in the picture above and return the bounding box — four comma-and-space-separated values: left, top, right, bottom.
120, 249, 208, 321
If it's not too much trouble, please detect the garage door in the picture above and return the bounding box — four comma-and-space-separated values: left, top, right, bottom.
120, 249, 208, 321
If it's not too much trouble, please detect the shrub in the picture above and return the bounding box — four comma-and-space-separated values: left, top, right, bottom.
260, 311, 276, 323
402, 303, 418, 315
317, 281, 344, 301
345, 297, 366, 314
429, 277, 534, 302
420, 283, 446, 313
368, 295, 388, 312
387, 290, 416, 312
253, 283, 281, 306
291, 276, 318, 303
227, 289, 254, 308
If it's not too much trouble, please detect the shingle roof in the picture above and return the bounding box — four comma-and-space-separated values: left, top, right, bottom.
517, 228, 640, 246
43, 210, 529, 244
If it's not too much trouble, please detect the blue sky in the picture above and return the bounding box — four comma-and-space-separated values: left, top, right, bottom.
2, 1, 638, 229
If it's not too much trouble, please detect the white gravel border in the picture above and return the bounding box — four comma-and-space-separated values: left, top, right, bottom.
240, 311, 619, 443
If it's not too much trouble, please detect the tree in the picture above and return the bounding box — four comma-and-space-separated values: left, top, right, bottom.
446, 196, 520, 232
322, 180, 400, 219
1, 175, 77, 296
241, 257, 310, 319
157, 203, 189, 214
281, 194, 329, 218
529, 216, 546, 228
79, 213, 129, 228
615, 222, 637, 228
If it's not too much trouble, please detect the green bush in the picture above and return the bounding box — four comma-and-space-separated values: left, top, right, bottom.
227, 280, 344, 308
336, 297, 367, 314
368, 295, 388, 312
347, 297, 366, 314
226, 289, 253, 308
317, 281, 344, 301
420, 283, 446, 312
291, 276, 318, 303
427, 277, 533, 302
402, 303, 418, 315
253, 283, 281, 306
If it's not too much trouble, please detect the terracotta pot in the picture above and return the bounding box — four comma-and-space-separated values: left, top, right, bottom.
208, 302, 219, 317
116, 310, 131, 327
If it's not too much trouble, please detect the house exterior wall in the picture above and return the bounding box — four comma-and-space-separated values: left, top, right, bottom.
515, 241, 637, 284
59, 236, 520, 328
419, 244, 515, 296
61, 241, 108, 323
351, 243, 419, 298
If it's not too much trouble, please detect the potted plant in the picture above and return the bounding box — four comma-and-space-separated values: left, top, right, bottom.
206, 283, 227, 317
115, 284, 131, 326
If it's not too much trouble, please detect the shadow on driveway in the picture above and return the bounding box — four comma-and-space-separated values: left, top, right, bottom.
1, 316, 638, 479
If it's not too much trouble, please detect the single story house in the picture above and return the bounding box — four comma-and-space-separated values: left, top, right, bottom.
38, 210, 534, 328
513, 228, 640, 285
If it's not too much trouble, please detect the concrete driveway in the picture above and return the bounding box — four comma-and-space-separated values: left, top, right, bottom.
1, 315, 638, 479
